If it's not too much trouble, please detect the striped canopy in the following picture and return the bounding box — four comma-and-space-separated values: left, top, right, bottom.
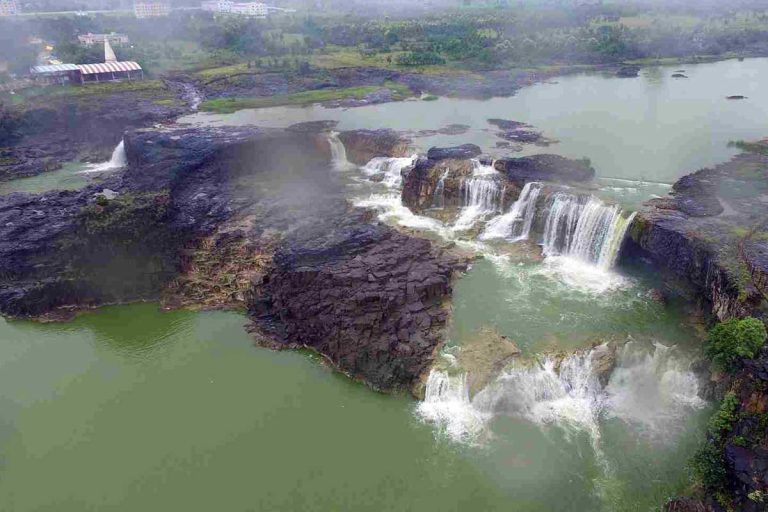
77, 61, 142, 75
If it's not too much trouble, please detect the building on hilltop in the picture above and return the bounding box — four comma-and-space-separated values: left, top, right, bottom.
134, 1, 170, 17
201, 0, 268, 17
78, 33, 131, 47
0, 0, 19, 16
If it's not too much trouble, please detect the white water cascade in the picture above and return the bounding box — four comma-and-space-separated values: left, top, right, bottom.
452, 160, 504, 231
481, 182, 543, 241
328, 132, 355, 171
362, 156, 416, 188
542, 194, 637, 269
431, 168, 450, 209
418, 342, 706, 447
80, 139, 127, 174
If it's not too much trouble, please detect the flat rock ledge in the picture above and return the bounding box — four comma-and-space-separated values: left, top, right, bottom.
625, 150, 768, 321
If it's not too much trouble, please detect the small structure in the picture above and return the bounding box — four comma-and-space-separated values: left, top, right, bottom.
78, 33, 130, 47
0, 0, 19, 16
77, 62, 143, 83
30, 64, 81, 85
134, 1, 170, 17
201, 0, 268, 17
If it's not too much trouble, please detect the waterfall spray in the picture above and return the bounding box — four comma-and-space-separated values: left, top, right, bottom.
80, 139, 127, 174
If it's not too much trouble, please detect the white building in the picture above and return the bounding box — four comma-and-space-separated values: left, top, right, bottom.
78, 33, 130, 47
0, 0, 19, 16
201, 0, 268, 17
134, 1, 170, 17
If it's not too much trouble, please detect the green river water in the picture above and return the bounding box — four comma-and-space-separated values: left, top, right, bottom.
2, 58, 764, 511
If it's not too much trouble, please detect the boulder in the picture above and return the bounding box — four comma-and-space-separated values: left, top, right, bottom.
616, 65, 641, 78
427, 144, 482, 161
338, 129, 410, 165
495, 154, 596, 185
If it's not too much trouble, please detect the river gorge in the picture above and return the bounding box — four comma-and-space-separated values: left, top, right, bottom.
0, 58, 766, 511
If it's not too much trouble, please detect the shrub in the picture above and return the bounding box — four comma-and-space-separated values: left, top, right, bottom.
395, 51, 446, 66
707, 391, 740, 440
690, 441, 727, 491
705, 317, 767, 371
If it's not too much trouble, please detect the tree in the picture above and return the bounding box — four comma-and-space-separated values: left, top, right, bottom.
705, 317, 767, 371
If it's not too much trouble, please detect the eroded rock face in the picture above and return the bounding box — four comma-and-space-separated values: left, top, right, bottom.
626, 151, 768, 321
338, 129, 411, 165
0, 89, 184, 181
494, 154, 595, 185
249, 206, 470, 392
427, 144, 482, 161
401, 157, 483, 213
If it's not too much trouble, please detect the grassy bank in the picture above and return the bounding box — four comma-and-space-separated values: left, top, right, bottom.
199, 83, 412, 113
4, 80, 169, 107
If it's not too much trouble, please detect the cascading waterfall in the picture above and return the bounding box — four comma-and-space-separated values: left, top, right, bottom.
418, 342, 705, 448
542, 194, 637, 269
431, 168, 450, 209
481, 182, 542, 241
328, 131, 355, 171
362, 156, 416, 188
452, 160, 504, 231
80, 139, 127, 174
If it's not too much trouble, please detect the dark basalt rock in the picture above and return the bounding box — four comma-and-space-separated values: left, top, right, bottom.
249, 206, 469, 393
487, 119, 532, 131
338, 129, 410, 165
672, 73, 689, 78
427, 144, 482, 161
727, 95, 748, 100
625, 150, 768, 321
494, 154, 595, 185
287, 120, 339, 133
616, 65, 641, 78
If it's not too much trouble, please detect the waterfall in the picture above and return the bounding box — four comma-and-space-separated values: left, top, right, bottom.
328, 132, 354, 171
418, 342, 705, 447
362, 156, 415, 188
452, 160, 504, 231
80, 139, 127, 174
431, 168, 450, 209
542, 194, 636, 269
481, 182, 542, 241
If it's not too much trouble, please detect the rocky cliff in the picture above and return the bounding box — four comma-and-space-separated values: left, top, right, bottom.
626, 150, 768, 321
0, 124, 468, 393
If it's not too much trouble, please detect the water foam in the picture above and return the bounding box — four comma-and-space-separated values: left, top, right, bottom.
80, 140, 127, 174
481, 182, 542, 241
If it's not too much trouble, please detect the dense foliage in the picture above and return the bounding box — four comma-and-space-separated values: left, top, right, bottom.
705, 317, 767, 371
690, 392, 740, 492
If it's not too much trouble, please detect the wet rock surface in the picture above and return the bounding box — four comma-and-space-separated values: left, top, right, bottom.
0, 123, 469, 393
338, 129, 411, 165
494, 154, 595, 185
626, 150, 768, 321
427, 144, 482, 161
249, 206, 470, 392
0, 88, 184, 181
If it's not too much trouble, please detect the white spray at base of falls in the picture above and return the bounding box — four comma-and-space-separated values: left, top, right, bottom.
417, 342, 706, 448
361, 156, 416, 188
452, 160, 504, 231
327, 131, 356, 172
481, 182, 542, 241
80, 140, 127, 174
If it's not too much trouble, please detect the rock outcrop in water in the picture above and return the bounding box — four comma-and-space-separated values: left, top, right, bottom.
401, 153, 595, 213
249, 207, 469, 392
338, 129, 411, 165
626, 148, 768, 321
0, 123, 469, 393
0, 85, 184, 181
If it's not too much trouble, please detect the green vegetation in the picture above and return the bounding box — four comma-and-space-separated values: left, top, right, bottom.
422, 95, 439, 101
729, 140, 768, 157
200, 83, 412, 113
707, 392, 740, 440
705, 317, 767, 371
81, 192, 170, 242
690, 441, 728, 491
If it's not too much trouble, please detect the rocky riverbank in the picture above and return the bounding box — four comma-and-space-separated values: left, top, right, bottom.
0, 82, 185, 182
0, 123, 470, 394
626, 148, 768, 321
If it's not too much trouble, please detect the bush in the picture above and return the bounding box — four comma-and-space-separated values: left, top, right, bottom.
707, 391, 740, 440
690, 442, 727, 491
705, 317, 767, 371
395, 51, 446, 66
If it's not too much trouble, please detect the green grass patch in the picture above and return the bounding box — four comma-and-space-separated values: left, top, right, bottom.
200, 84, 412, 113
9, 80, 167, 106
422, 94, 439, 101
729, 140, 768, 156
